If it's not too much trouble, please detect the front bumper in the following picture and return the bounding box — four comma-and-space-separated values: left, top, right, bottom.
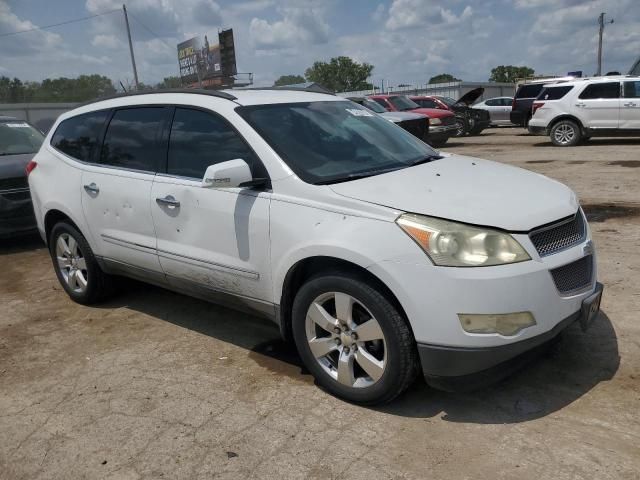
427, 124, 457, 140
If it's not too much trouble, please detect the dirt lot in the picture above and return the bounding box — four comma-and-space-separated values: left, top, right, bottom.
1, 128, 639, 480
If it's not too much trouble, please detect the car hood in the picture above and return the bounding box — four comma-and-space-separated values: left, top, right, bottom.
329, 154, 578, 231
456, 87, 484, 106
0, 153, 34, 180
380, 111, 426, 123
408, 107, 454, 119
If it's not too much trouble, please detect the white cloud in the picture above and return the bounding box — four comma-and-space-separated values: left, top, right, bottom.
371, 4, 386, 23
91, 34, 122, 49
249, 6, 329, 50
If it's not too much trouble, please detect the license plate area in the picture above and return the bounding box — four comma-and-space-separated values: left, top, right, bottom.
579, 282, 603, 332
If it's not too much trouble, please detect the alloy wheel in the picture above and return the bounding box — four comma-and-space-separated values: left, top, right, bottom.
56, 233, 88, 294
554, 124, 575, 145
305, 292, 387, 388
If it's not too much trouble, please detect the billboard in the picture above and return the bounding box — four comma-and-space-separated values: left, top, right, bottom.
177, 29, 237, 88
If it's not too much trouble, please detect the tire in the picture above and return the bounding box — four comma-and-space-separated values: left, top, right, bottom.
453, 119, 467, 137
291, 271, 419, 405
468, 126, 485, 136
429, 137, 448, 148
550, 119, 582, 147
49, 222, 115, 305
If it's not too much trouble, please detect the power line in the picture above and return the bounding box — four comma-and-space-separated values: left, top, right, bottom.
127, 12, 175, 52
0, 9, 121, 38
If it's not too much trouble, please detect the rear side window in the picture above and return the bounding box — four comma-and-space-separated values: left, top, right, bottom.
579, 82, 620, 99
167, 108, 261, 179
51, 111, 108, 162
623, 81, 640, 98
484, 99, 501, 106
515, 84, 544, 99
538, 86, 574, 100
100, 107, 168, 172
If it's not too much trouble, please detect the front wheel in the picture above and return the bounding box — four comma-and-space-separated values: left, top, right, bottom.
550, 120, 582, 146
453, 119, 466, 137
49, 222, 115, 304
292, 272, 419, 405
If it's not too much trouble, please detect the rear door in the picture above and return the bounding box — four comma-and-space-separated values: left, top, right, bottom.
576, 82, 620, 129
81, 106, 170, 273
151, 106, 273, 307
620, 80, 640, 130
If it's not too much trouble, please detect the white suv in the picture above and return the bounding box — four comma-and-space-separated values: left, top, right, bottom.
27, 89, 603, 404
529, 76, 640, 146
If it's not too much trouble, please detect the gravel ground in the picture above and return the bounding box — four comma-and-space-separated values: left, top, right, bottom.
1, 128, 638, 480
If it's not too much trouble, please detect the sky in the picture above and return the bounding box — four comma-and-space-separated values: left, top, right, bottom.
1, 0, 639, 89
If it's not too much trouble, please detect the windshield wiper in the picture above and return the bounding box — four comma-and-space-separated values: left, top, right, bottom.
410, 154, 443, 166
315, 166, 404, 185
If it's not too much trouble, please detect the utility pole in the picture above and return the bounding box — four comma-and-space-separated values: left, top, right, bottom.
597, 12, 614, 76
122, 4, 139, 90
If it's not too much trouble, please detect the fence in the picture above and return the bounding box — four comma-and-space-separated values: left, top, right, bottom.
0, 103, 77, 133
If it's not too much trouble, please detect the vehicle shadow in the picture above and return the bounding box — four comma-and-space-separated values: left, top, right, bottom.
533, 138, 640, 147
97, 281, 619, 425
0, 233, 45, 255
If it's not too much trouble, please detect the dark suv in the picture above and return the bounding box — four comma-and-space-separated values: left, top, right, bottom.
510, 78, 575, 127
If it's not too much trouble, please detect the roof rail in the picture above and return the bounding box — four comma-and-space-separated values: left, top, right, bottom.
76, 88, 237, 108
238, 85, 335, 95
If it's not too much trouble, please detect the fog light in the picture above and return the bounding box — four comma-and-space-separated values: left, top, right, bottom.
458, 312, 536, 336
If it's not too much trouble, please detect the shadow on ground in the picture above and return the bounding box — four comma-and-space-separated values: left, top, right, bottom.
0, 233, 44, 255
533, 138, 640, 147
97, 280, 619, 425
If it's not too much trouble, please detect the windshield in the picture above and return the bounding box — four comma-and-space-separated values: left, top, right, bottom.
435, 96, 457, 106
237, 101, 438, 184
387, 96, 420, 111
0, 121, 44, 156
361, 99, 387, 114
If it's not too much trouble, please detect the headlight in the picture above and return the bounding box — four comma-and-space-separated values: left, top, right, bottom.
429, 118, 442, 125
396, 213, 530, 267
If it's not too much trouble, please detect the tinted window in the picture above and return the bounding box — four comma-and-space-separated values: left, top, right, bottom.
100, 108, 167, 171
485, 99, 501, 106
579, 82, 620, 99
502, 98, 514, 106
623, 81, 640, 98
51, 111, 107, 161
168, 108, 260, 179
371, 98, 389, 109
414, 98, 440, 108
516, 84, 544, 99
538, 86, 574, 100
237, 101, 438, 185
387, 96, 420, 111
1, 121, 44, 156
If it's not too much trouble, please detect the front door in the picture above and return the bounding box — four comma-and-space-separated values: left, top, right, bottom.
621, 81, 640, 130
576, 81, 620, 129
81, 106, 171, 273
150, 107, 273, 308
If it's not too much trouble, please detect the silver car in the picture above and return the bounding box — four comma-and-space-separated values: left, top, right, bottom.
473, 97, 513, 125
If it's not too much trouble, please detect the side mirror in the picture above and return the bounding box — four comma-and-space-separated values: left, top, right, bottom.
202, 159, 253, 189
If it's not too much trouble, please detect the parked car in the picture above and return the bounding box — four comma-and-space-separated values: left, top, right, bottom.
529, 76, 640, 146
472, 97, 514, 126
347, 97, 429, 141
367, 94, 457, 146
29, 89, 603, 405
410, 89, 491, 136
510, 77, 576, 127
0, 116, 44, 238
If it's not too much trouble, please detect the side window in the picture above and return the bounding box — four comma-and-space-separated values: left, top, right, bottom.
579, 82, 620, 99
167, 108, 261, 179
100, 107, 168, 172
418, 99, 439, 108
623, 81, 640, 98
485, 99, 500, 106
51, 111, 108, 162
502, 98, 514, 106
538, 86, 574, 100
371, 98, 389, 109
516, 84, 543, 99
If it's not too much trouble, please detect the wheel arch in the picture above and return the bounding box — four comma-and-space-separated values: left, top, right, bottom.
277, 256, 411, 343
44, 208, 84, 246
547, 114, 585, 135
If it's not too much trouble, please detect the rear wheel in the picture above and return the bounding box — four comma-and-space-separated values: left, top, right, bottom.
49, 222, 115, 304
292, 272, 418, 405
550, 120, 582, 147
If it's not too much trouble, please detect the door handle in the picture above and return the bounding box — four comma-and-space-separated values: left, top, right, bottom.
83, 183, 99, 195
623, 102, 637, 107
156, 195, 180, 209
575, 102, 586, 108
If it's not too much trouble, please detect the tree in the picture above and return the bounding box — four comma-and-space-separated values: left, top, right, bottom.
156, 76, 182, 89
489, 65, 535, 83
305, 56, 374, 93
428, 73, 461, 84
273, 74, 306, 87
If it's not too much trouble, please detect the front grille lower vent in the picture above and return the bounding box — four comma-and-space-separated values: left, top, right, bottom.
530, 211, 586, 257
550, 255, 593, 295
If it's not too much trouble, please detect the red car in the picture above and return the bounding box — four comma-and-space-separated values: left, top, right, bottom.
367, 94, 457, 147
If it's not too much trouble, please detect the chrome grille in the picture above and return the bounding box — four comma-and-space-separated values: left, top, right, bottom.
529, 212, 586, 257
551, 255, 593, 295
